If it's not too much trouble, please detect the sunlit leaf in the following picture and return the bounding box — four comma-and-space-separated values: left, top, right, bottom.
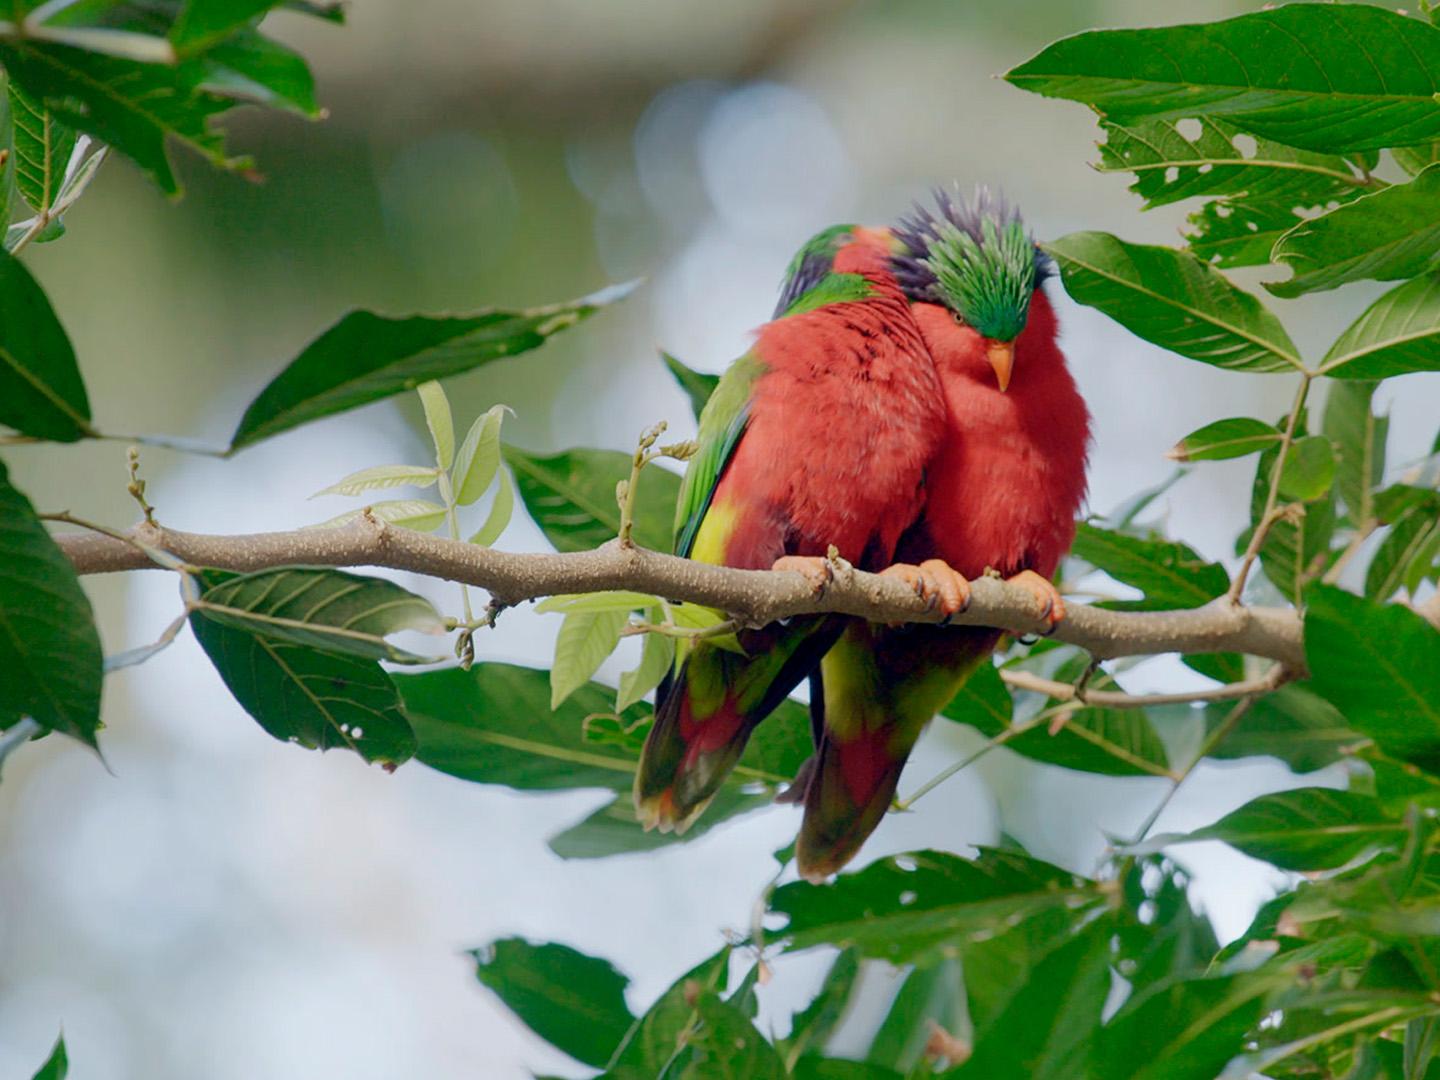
0, 463, 102, 747
505, 445, 680, 553
1269, 165, 1440, 297
472, 938, 634, 1069
1168, 417, 1281, 463
1006, 5, 1440, 154
468, 468, 514, 546
616, 625, 674, 713
310, 464, 439, 498
453, 404, 506, 505
229, 283, 633, 451
1320, 273, 1440, 379
0, 247, 92, 441
550, 608, 628, 709
416, 380, 453, 470
1043, 232, 1302, 373
308, 498, 447, 532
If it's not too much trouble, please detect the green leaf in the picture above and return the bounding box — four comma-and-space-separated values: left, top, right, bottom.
1093, 972, 1275, 1080
616, 625, 674, 714
1320, 273, 1440, 379
1207, 685, 1359, 773
941, 660, 1012, 729
1042, 232, 1302, 373
1186, 196, 1346, 271
662, 351, 718, 422
186, 25, 317, 117
602, 948, 731, 1078
1071, 522, 1229, 609
1324, 381, 1387, 527
472, 938, 634, 1069
1305, 585, 1440, 771
1366, 495, 1440, 601
685, 993, 786, 1079
789, 1061, 900, 1080
1005, 4, 1440, 154
30, 1034, 67, 1080
1251, 444, 1336, 605
468, 468, 514, 546
310, 464, 439, 498
8, 81, 75, 217
452, 404, 505, 505
504, 445, 680, 553
169, 0, 280, 53
1269, 166, 1440, 297
1172, 788, 1405, 871
416, 380, 453, 470
0, 247, 91, 441
536, 591, 659, 615
955, 920, 1113, 1079
0, 462, 102, 747
228, 283, 632, 451
546, 784, 771, 860
864, 957, 965, 1074
779, 950, 861, 1068
193, 567, 445, 663
771, 848, 1099, 965
309, 498, 447, 532
550, 608, 628, 709
1395, 142, 1440, 177
0, 39, 244, 195
1168, 417, 1281, 463
190, 604, 416, 765
1278, 436, 1336, 503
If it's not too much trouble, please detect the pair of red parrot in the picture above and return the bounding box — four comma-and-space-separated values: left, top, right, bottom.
634, 190, 1091, 881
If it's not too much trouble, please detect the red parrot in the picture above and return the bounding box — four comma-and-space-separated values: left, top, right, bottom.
792, 191, 1091, 881
633, 227, 958, 834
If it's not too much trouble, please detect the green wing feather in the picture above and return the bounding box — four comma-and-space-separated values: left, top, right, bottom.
673, 350, 764, 557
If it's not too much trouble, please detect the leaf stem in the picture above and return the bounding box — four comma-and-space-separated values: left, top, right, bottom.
1230, 373, 1312, 603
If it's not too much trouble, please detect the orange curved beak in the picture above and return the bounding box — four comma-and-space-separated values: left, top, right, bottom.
986, 340, 1015, 392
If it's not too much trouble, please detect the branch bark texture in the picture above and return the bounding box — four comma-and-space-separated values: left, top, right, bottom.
56, 517, 1308, 672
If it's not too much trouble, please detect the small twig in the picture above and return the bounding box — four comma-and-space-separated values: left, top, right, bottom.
1230, 374, 1312, 604
125, 446, 157, 526
0, 718, 43, 780
621, 618, 738, 641
1323, 518, 1378, 586
1002, 665, 1290, 710
617, 422, 668, 549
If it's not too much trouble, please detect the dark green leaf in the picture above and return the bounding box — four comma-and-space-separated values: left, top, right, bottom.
1093, 972, 1275, 1080
472, 938, 634, 1069
864, 957, 965, 1074
1168, 417, 1281, 463
771, 848, 1099, 965
940, 660, 1011, 729
955, 920, 1112, 1079
1208, 685, 1360, 773
684, 993, 786, 1079
0, 462, 102, 746
662, 351, 718, 422
0, 39, 244, 195
1006, 5, 1440, 154
189, 601, 415, 765
546, 786, 770, 859
30, 1034, 67, 1080
170, 0, 280, 53
1395, 142, 1440, 177
1186, 196, 1358, 271
504, 445, 680, 553
1043, 232, 1301, 373
8, 81, 75, 217
1278, 436, 1336, 503
1176, 788, 1405, 871
602, 947, 730, 1078
0, 247, 91, 441
1321, 273, 1440, 379
790, 1061, 900, 1080
189, 27, 319, 116
229, 283, 633, 451
1305, 585, 1440, 771
194, 567, 445, 663
283, 1, 343, 21
1324, 381, 1387, 527
1072, 522, 1229, 609
1269, 166, 1440, 297
1366, 500, 1440, 601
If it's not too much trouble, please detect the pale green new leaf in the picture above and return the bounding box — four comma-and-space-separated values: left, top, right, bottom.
453, 405, 506, 505
535, 592, 657, 615
550, 608, 629, 709
416, 380, 453, 470
1043, 232, 1302, 373
310, 464, 439, 498
309, 499, 447, 532
468, 469, 514, 546
616, 623, 674, 714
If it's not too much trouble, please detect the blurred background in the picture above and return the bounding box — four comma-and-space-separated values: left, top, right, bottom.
2, 0, 1438, 1075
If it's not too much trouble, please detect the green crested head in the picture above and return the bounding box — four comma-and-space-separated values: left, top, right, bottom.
893, 188, 1049, 342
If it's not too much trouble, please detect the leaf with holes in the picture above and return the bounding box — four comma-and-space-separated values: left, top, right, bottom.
1168, 417, 1281, 463
194, 567, 444, 663
1269, 165, 1440, 297
1043, 233, 1302, 373
1006, 5, 1440, 154
1320, 273, 1440, 379
505, 445, 680, 553
229, 282, 633, 451
0, 462, 103, 747
0, 247, 91, 441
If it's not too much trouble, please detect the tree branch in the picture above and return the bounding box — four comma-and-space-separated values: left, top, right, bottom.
54, 516, 1308, 672
1000, 665, 1291, 709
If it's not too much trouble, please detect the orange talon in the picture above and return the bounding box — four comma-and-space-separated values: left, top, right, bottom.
880, 559, 971, 617
1007, 569, 1066, 630
773, 555, 834, 595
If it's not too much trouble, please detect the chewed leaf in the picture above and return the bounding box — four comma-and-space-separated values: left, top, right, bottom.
308, 498, 447, 531
310, 464, 439, 499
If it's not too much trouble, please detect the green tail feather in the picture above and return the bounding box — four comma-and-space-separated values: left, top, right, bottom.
796, 623, 997, 882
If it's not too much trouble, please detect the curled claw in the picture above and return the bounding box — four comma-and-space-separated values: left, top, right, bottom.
773, 555, 834, 595
1006, 569, 1066, 631
880, 559, 971, 618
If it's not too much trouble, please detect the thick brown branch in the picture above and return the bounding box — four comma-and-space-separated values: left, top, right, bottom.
55, 517, 1307, 671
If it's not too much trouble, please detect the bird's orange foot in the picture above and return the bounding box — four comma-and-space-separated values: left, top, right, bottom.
1006, 569, 1066, 631
880, 559, 971, 617
773, 555, 834, 595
